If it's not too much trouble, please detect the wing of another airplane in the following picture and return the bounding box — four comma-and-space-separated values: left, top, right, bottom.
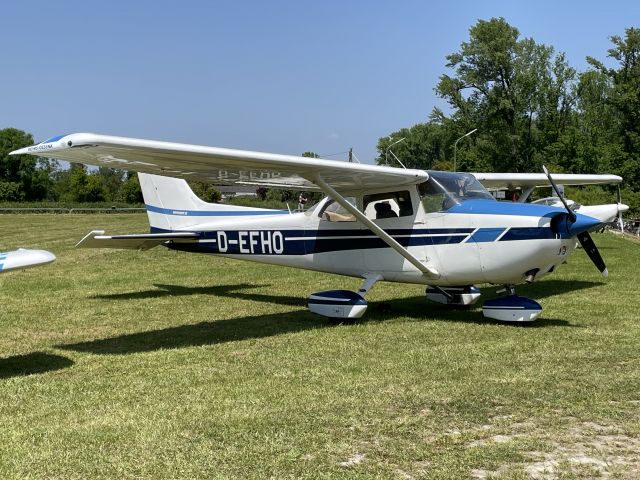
473, 172, 622, 189
11, 133, 428, 192
0, 249, 56, 273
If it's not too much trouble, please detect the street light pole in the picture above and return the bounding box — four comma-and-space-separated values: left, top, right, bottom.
453, 128, 477, 172
385, 137, 405, 165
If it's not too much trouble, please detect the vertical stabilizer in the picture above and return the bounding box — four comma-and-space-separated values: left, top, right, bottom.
138, 173, 207, 230
137, 173, 288, 231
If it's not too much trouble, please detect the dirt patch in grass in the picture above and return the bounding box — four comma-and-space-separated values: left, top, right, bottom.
472, 421, 640, 479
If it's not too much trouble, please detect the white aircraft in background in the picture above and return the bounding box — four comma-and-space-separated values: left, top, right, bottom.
0, 249, 56, 274
480, 176, 629, 231
479, 175, 629, 224
11, 133, 628, 322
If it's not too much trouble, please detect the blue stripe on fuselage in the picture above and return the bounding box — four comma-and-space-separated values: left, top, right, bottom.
145, 204, 289, 216
150, 225, 563, 256
499, 227, 558, 241
468, 228, 506, 243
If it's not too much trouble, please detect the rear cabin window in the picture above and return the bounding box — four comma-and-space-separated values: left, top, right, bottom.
363, 190, 413, 219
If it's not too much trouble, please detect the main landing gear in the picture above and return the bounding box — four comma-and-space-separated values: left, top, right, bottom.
307, 274, 381, 320
308, 278, 543, 323
481, 285, 542, 322
426, 284, 543, 322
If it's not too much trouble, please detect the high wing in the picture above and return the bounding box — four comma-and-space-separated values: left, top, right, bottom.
10, 133, 428, 192
473, 172, 622, 190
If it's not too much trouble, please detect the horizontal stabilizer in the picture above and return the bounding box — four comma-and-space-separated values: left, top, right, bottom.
76, 230, 199, 250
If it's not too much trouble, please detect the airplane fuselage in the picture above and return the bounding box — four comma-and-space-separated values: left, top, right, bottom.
159, 197, 580, 287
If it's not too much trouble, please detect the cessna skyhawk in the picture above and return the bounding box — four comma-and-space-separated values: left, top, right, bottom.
11, 133, 627, 322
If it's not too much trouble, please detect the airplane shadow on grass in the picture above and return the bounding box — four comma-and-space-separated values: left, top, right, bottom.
92, 283, 305, 308
0, 352, 74, 380
92, 278, 603, 311
60, 310, 326, 355
60, 279, 601, 355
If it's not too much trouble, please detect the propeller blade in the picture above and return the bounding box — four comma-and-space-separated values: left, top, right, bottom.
543, 165, 576, 222
617, 185, 624, 233
577, 232, 608, 277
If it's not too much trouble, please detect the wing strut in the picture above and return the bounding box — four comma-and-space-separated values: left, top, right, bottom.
517, 186, 536, 203
313, 175, 440, 279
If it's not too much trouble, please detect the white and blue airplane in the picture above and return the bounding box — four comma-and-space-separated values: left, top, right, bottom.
0, 249, 56, 274
11, 133, 628, 322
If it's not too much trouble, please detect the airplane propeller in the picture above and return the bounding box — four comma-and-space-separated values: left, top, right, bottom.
542, 166, 608, 277
617, 185, 625, 233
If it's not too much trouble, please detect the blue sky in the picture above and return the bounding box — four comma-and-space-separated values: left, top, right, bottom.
1, 0, 638, 164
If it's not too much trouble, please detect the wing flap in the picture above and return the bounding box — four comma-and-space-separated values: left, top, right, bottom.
11, 133, 428, 192
77, 230, 199, 250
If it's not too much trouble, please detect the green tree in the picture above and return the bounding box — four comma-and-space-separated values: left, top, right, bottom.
189, 181, 222, 203
0, 181, 22, 201
119, 173, 144, 204
586, 27, 640, 187
0, 128, 59, 200
434, 18, 576, 172
56, 164, 106, 202
376, 120, 451, 170
97, 167, 126, 202
376, 18, 579, 174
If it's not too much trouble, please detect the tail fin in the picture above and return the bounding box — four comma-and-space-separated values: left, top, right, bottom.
138, 173, 287, 231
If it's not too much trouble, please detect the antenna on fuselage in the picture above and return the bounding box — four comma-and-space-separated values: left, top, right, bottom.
385, 137, 406, 169
388, 149, 407, 169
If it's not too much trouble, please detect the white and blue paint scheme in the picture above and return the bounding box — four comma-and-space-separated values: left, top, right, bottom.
11, 133, 627, 322
0, 249, 56, 274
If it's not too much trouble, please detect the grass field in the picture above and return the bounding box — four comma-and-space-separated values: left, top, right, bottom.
1, 214, 639, 479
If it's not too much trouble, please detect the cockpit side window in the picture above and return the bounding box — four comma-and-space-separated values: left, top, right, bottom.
363, 190, 413, 219
318, 197, 357, 222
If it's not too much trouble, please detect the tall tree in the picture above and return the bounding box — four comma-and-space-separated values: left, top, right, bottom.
55, 164, 106, 203
435, 18, 576, 173
0, 128, 36, 200
586, 27, 640, 186
376, 120, 450, 170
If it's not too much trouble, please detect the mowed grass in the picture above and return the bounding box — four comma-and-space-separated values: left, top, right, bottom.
0, 214, 639, 479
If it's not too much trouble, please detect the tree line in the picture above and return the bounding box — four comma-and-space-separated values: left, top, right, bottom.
0, 128, 224, 205
0, 128, 140, 204
376, 18, 639, 214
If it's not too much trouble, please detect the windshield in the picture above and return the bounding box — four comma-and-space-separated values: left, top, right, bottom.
418, 171, 495, 212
